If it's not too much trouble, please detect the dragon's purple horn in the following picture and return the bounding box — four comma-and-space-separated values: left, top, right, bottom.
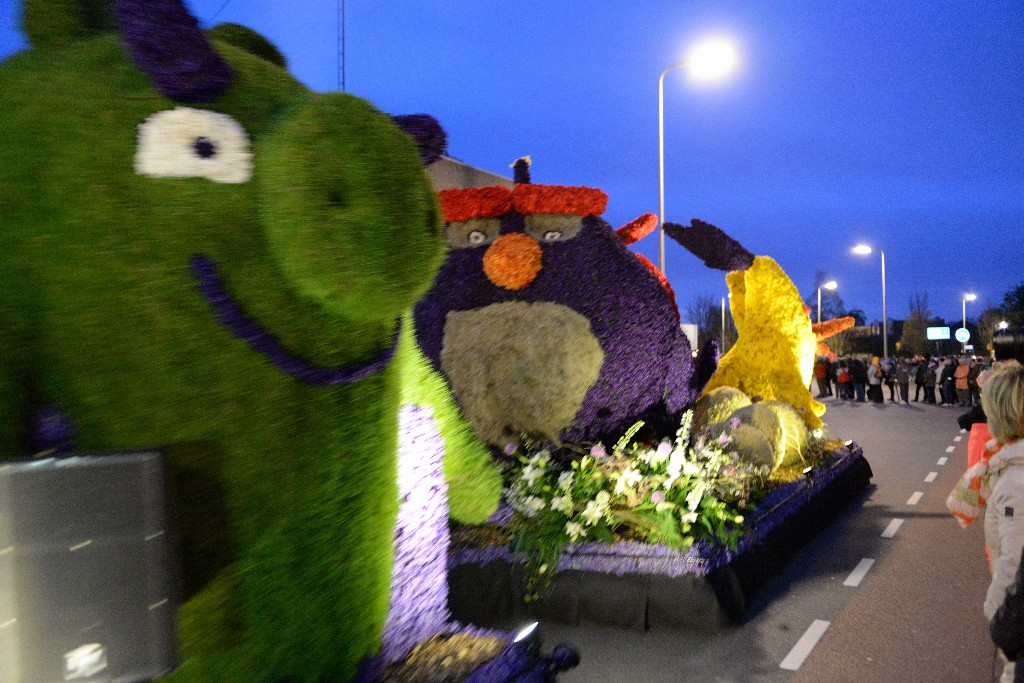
113, 0, 235, 103
391, 114, 448, 166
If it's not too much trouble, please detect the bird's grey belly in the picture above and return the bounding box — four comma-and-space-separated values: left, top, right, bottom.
441, 301, 605, 446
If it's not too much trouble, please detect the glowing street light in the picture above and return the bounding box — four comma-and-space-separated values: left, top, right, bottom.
852, 244, 887, 358
817, 280, 838, 324
962, 293, 977, 352
999, 320, 1010, 330
688, 39, 740, 82
658, 38, 738, 274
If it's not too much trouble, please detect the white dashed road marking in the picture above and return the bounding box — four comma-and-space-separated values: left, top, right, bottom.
955, 436, 962, 442
882, 519, 904, 538
843, 558, 875, 587
925, 472, 938, 483
946, 446, 955, 453
907, 492, 924, 505
938, 457, 948, 466
780, 620, 831, 670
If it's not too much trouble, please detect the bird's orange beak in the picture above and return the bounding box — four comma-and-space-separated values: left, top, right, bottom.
483, 233, 543, 290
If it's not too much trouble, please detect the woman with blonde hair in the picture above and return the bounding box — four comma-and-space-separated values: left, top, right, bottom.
866, 356, 884, 403
980, 360, 1024, 682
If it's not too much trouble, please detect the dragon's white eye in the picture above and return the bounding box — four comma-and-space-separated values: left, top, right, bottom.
135, 107, 253, 184
542, 231, 562, 242
468, 230, 487, 244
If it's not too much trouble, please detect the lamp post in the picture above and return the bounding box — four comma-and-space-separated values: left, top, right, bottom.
658, 39, 738, 274
852, 244, 887, 358
817, 280, 838, 324
962, 293, 977, 352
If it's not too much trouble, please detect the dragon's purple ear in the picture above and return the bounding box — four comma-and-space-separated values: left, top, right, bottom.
113, 0, 235, 103
391, 114, 447, 166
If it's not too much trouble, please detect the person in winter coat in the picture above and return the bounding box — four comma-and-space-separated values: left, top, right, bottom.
955, 357, 973, 407
813, 357, 830, 398
925, 359, 939, 404
851, 357, 868, 402
980, 361, 1024, 683
991, 545, 1024, 683
882, 359, 899, 402
914, 359, 929, 402
866, 356, 884, 403
836, 359, 852, 400
941, 357, 958, 407
895, 358, 911, 403
969, 360, 984, 407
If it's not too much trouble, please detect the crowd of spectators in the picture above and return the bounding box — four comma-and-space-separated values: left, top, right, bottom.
813, 354, 990, 407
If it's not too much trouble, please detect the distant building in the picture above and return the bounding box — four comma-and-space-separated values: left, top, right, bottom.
427, 156, 513, 191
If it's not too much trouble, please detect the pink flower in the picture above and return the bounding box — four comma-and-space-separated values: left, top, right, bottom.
728, 417, 741, 429
651, 491, 665, 504
504, 443, 518, 456
718, 433, 731, 447
590, 443, 607, 459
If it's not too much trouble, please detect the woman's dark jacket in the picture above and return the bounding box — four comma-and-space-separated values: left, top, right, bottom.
915, 362, 929, 385
990, 544, 1024, 682
851, 359, 868, 384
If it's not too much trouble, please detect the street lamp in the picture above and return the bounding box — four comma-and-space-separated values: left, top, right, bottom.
852, 244, 887, 358
962, 293, 977, 352
658, 38, 738, 274
817, 280, 838, 324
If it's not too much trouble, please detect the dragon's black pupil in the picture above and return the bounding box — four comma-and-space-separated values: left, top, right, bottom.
193, 136, 217, 159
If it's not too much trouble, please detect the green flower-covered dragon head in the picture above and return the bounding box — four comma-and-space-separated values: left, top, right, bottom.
0, 0, 446, 680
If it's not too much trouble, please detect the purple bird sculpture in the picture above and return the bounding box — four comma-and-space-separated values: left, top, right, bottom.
413, 160, 715, 449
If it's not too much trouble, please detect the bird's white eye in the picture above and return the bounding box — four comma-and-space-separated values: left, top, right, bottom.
135, 106, 253, 184
524, 214, 584, 242
447, 218, 500, 248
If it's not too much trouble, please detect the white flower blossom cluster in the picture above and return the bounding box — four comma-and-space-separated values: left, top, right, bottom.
507, 408, 766, 559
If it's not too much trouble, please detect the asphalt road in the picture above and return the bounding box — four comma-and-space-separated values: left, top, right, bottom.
538, 393, 1000, 682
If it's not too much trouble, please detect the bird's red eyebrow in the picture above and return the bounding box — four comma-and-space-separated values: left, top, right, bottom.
437, 184, 608, 222
437, 186, 513, 222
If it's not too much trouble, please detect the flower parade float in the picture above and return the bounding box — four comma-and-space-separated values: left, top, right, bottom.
0, 2, 575, 680
414, 165, 872, 631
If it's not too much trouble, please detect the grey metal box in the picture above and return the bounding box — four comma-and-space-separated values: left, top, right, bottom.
0, 452, 177, 682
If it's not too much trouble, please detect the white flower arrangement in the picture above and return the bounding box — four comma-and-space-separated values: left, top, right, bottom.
505, 410, 774, 597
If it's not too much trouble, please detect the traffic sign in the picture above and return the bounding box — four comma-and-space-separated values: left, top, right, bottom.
955, 327, 970, 343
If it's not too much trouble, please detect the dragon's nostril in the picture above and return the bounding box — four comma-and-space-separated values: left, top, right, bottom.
326, 188, 344, 208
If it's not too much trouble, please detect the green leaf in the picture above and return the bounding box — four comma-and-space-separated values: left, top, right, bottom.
590, 523, 615, 544
614, 421, 645, 454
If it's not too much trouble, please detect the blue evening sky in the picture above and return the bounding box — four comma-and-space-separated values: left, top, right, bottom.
2, 1, 1022, 324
